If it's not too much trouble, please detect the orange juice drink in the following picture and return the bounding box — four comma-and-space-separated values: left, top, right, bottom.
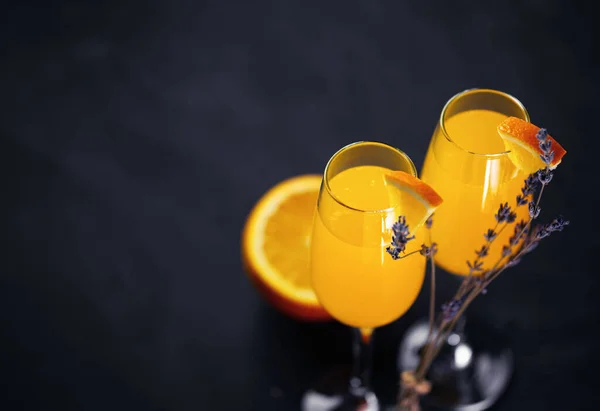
311, 165, 427, 329
421, 108, 529, 275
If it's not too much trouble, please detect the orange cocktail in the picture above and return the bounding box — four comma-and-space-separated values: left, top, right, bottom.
420, 90, 530, 275
304, 141, 441, 410
311, 164, 427, 329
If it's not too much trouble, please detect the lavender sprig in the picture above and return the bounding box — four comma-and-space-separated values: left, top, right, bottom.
441, 294, 467, 321
393, 126, 569, 411
458, 194, 529, 298
496, 202, 518, 223
494, 127, 561, 273
386, 216, 415, 260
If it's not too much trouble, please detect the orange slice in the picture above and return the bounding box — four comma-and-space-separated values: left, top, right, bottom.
384, 171, 443, 230
241, 174, 330, 322
497, 116, 567, 174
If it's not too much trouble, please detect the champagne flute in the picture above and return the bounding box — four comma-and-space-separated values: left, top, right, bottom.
303, 141, 440, 410
399, 89, 530, 411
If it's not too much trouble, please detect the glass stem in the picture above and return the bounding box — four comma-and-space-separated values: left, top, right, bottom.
349, 328, 374, 397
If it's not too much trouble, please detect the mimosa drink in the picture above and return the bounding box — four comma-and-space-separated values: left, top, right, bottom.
421, 98, 530, 275
311, 165, 426, 329
303, 141, 441, 411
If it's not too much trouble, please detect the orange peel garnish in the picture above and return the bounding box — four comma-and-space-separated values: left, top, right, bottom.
497, 117, 566, 173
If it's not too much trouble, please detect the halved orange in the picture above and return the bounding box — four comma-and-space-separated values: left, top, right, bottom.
384, 171, 443, 230
241, 174, 331, 322
497, 116, 567, 174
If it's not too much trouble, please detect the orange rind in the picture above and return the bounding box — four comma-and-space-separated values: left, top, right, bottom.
497, 116, 566, 174
241, 174, 330, 322
384, 171, 443, 229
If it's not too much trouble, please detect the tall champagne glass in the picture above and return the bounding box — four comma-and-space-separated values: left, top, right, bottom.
302, 141, 439, 411
399, 89, 530, 411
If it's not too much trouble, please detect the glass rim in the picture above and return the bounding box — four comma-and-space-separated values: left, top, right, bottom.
323, 141, 418, 214
439, 88, 530, 158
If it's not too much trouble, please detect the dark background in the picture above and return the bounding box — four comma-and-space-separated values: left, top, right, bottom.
2, 0, 597, 410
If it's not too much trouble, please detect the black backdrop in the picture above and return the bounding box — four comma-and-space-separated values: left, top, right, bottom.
2, 1, 598, 410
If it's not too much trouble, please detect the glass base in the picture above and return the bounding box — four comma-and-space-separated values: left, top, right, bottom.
398, 319, 513, 411
302, 365, 380, 411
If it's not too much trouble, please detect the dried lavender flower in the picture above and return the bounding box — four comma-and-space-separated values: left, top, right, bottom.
514, 219, 528, 233
538, 138, 552, 152
475, 245, 489, 258
516, 195, 529, 206
508, 220, 528, 246
495, 202, 514, 223
540, 151, 554, 166
528, 201, 541, 219
535, 227, 550, 240
484, 229, 497, 242
466, 260, 483, 272
537, 168, 553, 185
386, 216, 415, 260
522, 174, 538, 197
441, 295, 467, 321
536, 128, 555, 165
534, 216, 570, 240
536, 128, 548, 141
548, 215, 570, 232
